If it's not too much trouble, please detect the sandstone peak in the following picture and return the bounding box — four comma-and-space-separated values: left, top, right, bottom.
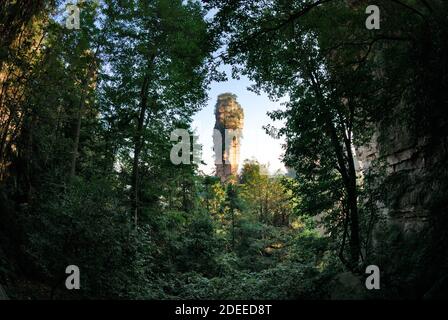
214, 93, 244, 182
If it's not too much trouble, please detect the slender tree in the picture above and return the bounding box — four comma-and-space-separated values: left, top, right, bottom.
102, 0, 215, 225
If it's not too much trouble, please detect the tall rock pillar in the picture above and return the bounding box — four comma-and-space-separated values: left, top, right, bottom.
213, 93, 244, 182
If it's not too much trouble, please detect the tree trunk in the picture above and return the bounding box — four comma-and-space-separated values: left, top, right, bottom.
326, 118, 360, 268
69, 56, 97, 179
131, 75, 150, 227
69, 101, 83, 179
231, 209, 235, 250
344, 130, 361, 266
309, 70, 361, 269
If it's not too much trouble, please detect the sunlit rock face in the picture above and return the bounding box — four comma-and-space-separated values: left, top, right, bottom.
213, 93, 244, 182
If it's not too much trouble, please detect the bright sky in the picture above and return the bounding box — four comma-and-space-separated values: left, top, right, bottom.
192, 64, 287, 176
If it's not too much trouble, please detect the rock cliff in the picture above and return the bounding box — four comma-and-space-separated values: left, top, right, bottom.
213, 93, 244, 182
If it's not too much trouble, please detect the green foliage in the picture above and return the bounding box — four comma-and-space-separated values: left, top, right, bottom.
175, 212, 221, 276
240, 160, 294, 226
24, 177, 154, 298
3, 0, 446, 300
172, 225, 335, 300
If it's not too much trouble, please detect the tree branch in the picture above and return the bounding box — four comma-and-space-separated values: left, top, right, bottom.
390, 0, 426, 19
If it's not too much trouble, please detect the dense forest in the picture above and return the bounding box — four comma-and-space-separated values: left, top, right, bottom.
1, 0, 448, 300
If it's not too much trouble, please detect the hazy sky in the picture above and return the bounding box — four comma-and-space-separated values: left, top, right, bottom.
192, 64, 287, 175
